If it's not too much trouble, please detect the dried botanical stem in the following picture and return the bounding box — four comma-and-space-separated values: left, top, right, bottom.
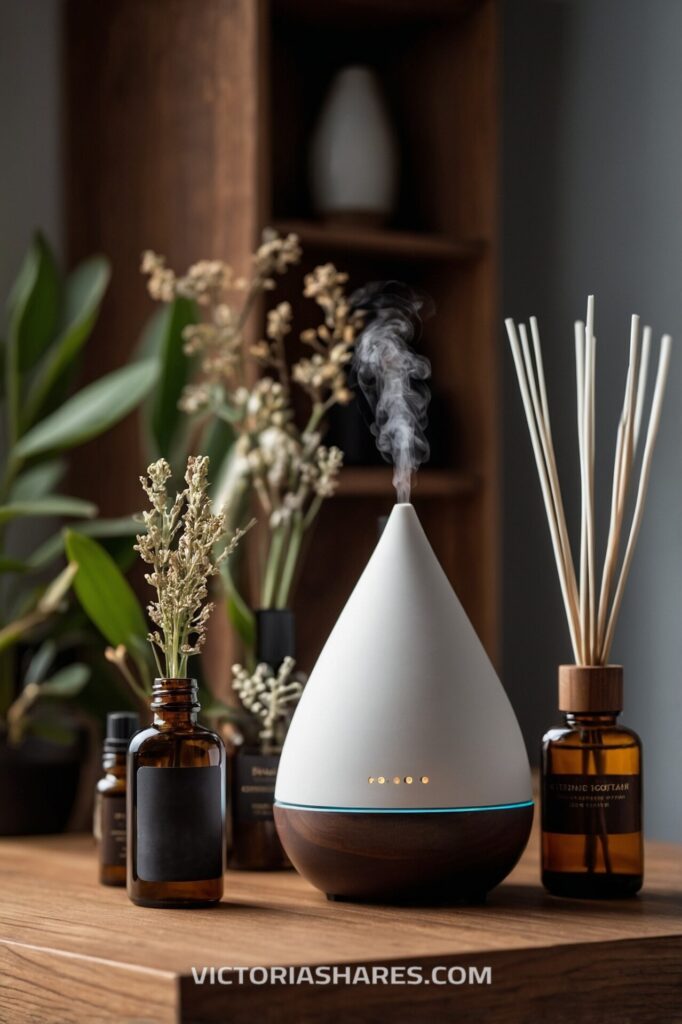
232, 656, 303, 749
136, 456, 252, 677
142, 239, 361, 615
602, 335, 672, 661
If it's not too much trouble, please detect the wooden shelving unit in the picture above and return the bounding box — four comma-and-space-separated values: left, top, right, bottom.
337, 468, 479, 499
64, 0, 500, 673
272, 219, 485, 263
266, 0, 500, 665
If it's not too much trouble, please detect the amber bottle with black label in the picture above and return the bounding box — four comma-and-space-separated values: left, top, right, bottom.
542, 666, 643, 898
127, 678, 225, 908
95, 712, 139, 886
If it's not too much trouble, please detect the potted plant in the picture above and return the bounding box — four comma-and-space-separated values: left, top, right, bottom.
0, 234, 159, 834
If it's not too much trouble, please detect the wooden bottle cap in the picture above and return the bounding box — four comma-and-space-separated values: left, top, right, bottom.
558, 665, 623, 712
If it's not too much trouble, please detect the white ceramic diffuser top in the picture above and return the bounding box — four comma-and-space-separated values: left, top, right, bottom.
275, 503, 532, 812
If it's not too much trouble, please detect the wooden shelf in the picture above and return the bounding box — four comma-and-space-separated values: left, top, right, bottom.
275, 0, 479, 27
272, 219, 486, 263
337, 467, 478, 498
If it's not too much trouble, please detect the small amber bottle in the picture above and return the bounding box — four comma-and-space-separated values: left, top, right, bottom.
127, 678, 225, 908
95, 712, 140, 886
542, 666, 643, 898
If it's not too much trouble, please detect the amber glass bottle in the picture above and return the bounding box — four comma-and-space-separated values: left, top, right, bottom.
95, 712, 139, 886
127, 678, 225, 908
542, 666, 643, 898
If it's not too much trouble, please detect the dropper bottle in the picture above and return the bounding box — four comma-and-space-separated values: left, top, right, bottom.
95, 711, 139, 886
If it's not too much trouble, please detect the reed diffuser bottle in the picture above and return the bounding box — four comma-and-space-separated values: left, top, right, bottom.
542, 666, 642, 897
127, 456, 250, 908
507, 297, 672, 898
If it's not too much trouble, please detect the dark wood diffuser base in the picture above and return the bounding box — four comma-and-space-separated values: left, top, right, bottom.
274, 803, 534, 904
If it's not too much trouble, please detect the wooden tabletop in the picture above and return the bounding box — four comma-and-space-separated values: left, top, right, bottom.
0, 830, 680, 1024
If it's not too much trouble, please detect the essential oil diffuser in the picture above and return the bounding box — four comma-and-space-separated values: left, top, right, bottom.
274, 502, 533, 903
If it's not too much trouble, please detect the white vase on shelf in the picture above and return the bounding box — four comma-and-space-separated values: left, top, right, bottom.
309, 65, 398, 226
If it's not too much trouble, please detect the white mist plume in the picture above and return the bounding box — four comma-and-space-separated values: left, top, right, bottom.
352, 284, 431, 503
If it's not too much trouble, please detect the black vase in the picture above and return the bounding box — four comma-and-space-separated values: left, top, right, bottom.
228, 609, 295, 870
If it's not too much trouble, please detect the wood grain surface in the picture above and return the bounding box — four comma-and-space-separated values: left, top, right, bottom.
0, 829, 680, 1023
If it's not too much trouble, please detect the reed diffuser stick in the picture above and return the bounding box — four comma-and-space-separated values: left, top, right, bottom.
507, 298, 672, 666
601, 334, 672, 661
506, 320, 582, 661
519, 325, 579, 615
584, 298, 597, 662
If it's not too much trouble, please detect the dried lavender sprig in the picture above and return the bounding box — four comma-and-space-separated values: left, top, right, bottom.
136, 456, 252, 678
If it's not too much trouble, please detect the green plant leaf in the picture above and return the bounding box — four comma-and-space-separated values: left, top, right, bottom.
25, 719, 76, 746
9, 460, 66, 501
0, 558, 29, 574
65, 530, 148, 649
14, 359, 159, 459
24, 256, 110, 426
25, 640, 57, 684
38, 663, 90, 698
147, 298, 196, 458
203, 419, 236, 489
27, 515, 140, 570
0, 496, 96, 525
7, 233, 61, 373
4, 235, 59, 445
221, 559, 255, 655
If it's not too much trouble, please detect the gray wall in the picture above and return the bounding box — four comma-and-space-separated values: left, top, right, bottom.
0, 0, 62, 566
503, 0, 682, 841
0, 0, 62, 297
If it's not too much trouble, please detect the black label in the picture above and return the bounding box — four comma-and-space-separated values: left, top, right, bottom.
136, 766, 223, 882
101, 794, 127, 867
543, 773, 641, 835
233, 754, 279, 823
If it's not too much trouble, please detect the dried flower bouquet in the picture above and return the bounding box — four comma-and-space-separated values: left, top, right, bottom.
136, 456, 251, 678
231, 657, 303, 753
141, 230, 365, 647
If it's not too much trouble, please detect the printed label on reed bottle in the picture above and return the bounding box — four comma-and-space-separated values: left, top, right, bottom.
136, 766, 223, 882
543, 774, 641, 834
101, 794, 127, 867
233, 754, 279, 823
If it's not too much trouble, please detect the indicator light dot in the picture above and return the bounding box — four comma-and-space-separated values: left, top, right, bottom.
420, 776, 430, 784
393, 776, 401, 784
377, 776, 386, 784
405, 776, 413, 784
368, 777, 374, 784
